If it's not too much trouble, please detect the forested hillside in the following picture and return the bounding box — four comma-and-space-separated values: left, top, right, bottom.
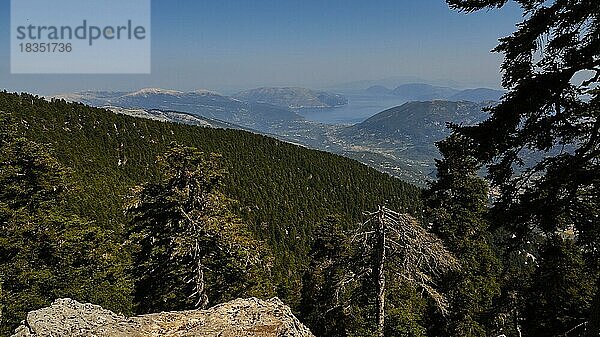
0, 92, 421, 312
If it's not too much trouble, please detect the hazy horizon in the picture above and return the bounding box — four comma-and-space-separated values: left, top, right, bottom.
1, 0, 523, 95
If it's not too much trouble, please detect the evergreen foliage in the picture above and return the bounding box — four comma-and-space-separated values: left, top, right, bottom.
524, 236, 595, 336
300, 216, 352, 337
446, 1, 600, 335
0, 92, 421, 326
424, 133, 501, 336
127, 144, 274, 313
0, 112, 132, 335
301, 208, 457, 337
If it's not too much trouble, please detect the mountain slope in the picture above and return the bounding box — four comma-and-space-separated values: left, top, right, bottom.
365, 85, 394, 95
329, 100, 491, 181
53, 89, 304, 132
233, 87, 347, 109
449, 88, 504, 102
107, 107, 248, 130
352, 100, 490, 141
51, 88, 498, 185
2, 92, 422, 304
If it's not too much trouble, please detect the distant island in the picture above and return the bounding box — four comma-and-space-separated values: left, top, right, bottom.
364, 83, 504, 103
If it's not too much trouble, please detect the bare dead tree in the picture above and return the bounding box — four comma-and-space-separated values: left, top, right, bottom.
342, 206, 459, 337
179, 198, 266, 310
180, 206, 210, 309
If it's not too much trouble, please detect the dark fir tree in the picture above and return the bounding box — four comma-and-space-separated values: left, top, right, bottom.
590, 280, 600, 336
0, 112, 132, 335
524, 236, 595, 336
447, 1, 599, 335
424, 133, 501, 337
300, 216, 352, 337
127, 144, 274, 313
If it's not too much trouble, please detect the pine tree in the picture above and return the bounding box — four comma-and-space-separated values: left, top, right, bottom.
424, 133, 501, 336
127, 144, 274, 313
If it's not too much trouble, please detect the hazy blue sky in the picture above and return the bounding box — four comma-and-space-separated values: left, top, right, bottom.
0, 0, 523, 95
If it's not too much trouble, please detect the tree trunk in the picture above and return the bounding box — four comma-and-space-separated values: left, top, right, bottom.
376, 207, 386, 337
194, 238, 209, 309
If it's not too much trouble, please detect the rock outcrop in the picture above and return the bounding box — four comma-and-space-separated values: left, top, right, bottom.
12, 298, 314, 337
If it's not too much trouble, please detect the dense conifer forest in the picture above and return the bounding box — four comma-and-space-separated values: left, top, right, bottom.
2, 1, 600, 335
0, 92, 422, 334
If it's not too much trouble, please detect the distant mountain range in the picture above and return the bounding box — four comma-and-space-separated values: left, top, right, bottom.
52, 87, 495, 184
328, 76, 466, 91
53, 88, 303, 132
233, 87, 348, 109
364, 83, 504, 103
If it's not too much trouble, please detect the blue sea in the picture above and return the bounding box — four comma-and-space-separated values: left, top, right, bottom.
296, 93, 409, 125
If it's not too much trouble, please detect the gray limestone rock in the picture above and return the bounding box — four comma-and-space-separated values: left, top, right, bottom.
12, 297, 314, 337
